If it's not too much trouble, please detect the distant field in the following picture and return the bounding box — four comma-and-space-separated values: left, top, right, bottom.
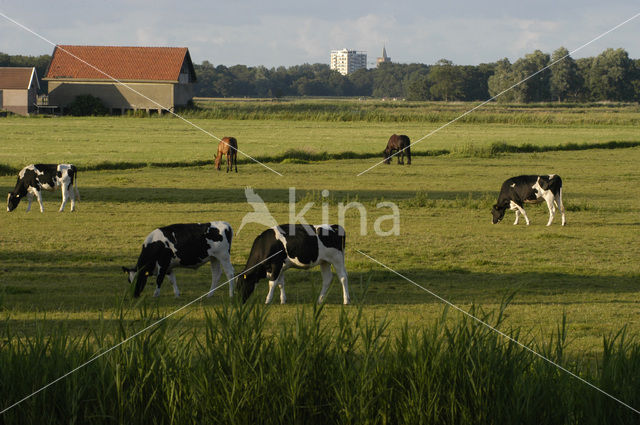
1, 101, 639, 173
1, 101, 640, 422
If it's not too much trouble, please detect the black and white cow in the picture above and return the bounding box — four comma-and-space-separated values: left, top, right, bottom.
237, 224, 350, 305
7, 164, 79, 212
491, 174, 566, 226
122, 221, 235, 298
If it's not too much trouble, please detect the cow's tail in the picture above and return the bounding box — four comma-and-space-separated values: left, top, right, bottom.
405, 144, 411, 165
337, 225, 346, 252
73, 166, 80, 201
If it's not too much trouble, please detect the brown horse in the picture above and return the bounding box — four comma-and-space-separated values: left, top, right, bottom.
214, 137, 238, 173
383, 134, 411, 165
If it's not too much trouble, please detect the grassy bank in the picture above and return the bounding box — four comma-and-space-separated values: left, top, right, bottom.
1, 301, 640, 425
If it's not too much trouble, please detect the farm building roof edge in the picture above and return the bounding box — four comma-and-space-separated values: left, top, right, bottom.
0, 66, 40, 90
44, 45, 196, 83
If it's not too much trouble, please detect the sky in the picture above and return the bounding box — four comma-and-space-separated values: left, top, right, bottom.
0, 1, 639, 68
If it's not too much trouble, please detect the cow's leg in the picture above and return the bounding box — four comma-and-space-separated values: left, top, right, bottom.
325, 255, 350, 305
217, 255, 236, 297
513, 209, 520, 225
264, 262, 284, 304
207, 259, 223, 297
265, 279, 277, 304
334, 258, 350, 305
557, 188, 566, 226
34, 190, 45, 213
25, 192, 34, 212
154, 263, 169, 297
510, 201, 530, 225
318, 262, 333, 304
59, 186, 68, 212
168, 272, 180, 297
68, 182, 77, 212
544, 195, 556, 226
277, 273, 286, 304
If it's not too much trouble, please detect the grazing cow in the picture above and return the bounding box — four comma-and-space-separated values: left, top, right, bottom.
491, 174, 566, 226
237, 224, 350, 305
122, 221, 235, 298
383, 134, 411, 165
214, 137, 238, 173
7, 163, 79, 212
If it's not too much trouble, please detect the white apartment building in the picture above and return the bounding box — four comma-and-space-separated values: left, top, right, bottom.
330, 49, 367, 75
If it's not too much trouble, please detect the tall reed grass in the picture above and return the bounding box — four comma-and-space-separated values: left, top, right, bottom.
184, 100, 640, 125
1, 299, 640, 424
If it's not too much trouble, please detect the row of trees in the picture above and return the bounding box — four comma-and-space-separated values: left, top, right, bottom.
3, 48, 640, 102
194, 47, 640, 102
193, 60, 496, 101
488, 47, 640, 102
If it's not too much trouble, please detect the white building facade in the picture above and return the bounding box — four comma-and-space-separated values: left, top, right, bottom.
330, 49, 367, 75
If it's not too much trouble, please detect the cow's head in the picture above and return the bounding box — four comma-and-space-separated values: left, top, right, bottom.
236, 271, 259, 303
122, 266, 136, 284
122, 266, 150, 297
7, 192, 21, 212
491, 204, 506, 224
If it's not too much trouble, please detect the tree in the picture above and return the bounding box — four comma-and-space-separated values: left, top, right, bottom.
588, 48, 634, 101
488, 51, 551, 102
550, 47, 580, 101
372, 62, 405, 98
405, 73, 431, 101
427, 59, 464, 101
488, 58, 518, 102
347, 69, 373, 96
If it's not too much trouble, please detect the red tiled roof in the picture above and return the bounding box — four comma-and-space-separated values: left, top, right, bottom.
0, 67, 37, 89
45, 45, 191, 81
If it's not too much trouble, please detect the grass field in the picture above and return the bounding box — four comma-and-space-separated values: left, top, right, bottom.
1, 101, 640, 423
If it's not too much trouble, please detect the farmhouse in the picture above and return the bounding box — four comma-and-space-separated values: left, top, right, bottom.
0, 67, 40, 115
44, 45, 197, 114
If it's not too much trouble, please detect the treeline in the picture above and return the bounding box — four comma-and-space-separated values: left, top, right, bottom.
194, 47, 640, 102
193, 60, 495, 101
3, 47, 640, 102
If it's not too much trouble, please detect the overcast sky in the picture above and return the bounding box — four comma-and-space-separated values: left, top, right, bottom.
0, 1, 639, 67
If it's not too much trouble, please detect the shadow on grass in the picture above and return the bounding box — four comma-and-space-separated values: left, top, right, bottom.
2, 256, 638, 307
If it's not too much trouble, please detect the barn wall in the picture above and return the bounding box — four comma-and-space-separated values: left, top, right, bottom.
47, 81, 178, 112
174, 83, 194, 106
0, 89, 29, 115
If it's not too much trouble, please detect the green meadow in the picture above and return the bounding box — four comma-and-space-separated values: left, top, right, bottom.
1, 101, 639, 423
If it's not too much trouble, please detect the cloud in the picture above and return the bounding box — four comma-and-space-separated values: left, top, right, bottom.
0, 1, 639, 66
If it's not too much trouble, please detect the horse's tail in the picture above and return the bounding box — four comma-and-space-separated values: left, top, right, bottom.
406, 143, 411, 165
234, 143, 238, 172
